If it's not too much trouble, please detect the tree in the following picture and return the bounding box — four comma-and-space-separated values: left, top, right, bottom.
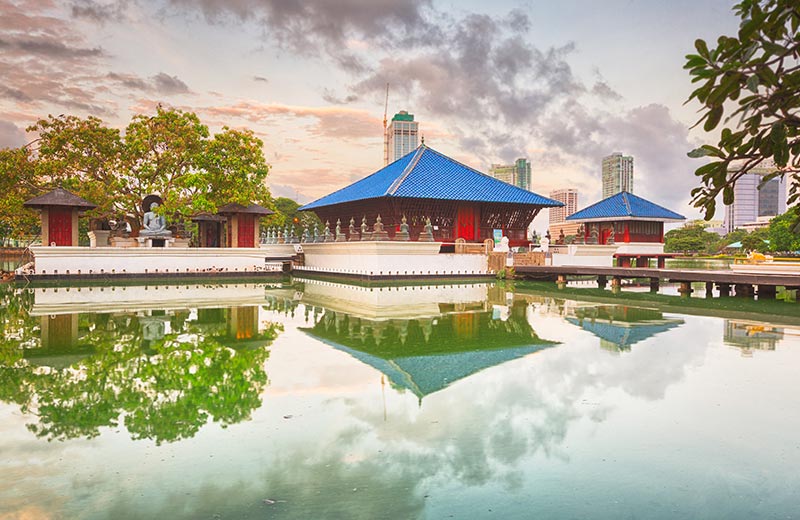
664, 222, 722, 253
765, 211, 800, 251
0, 148, 40, 240
265, 197, 322, 231
724, 228, 750, 246
685, 0, 800, 224
741, 228, 770, 252
0, 107, 272, 237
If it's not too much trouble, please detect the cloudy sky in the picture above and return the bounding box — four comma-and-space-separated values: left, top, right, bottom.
0, 0, 740, 225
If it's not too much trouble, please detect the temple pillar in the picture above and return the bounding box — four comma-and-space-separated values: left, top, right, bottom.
229, 214, 239, 247
649, 278, 660, 293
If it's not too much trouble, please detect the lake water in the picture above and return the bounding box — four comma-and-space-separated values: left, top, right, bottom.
1, 278, 799, 519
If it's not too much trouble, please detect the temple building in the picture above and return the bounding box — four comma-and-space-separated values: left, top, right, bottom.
23, 188, 96, 246
558, 191, 685, 267
299, 145, 562, 247
567, 191, 684, 245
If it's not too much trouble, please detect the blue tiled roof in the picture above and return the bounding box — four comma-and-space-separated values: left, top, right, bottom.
566, 191, 685, 221
322, 342, 543, 399
565, 317, 682, 350
300, 146, 562, 210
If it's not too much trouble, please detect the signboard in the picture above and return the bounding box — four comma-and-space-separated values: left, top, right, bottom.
493, 229, 503, 246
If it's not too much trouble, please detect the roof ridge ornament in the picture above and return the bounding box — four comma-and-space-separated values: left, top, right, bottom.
622, 191, 632, 215
384, 145, 426, 196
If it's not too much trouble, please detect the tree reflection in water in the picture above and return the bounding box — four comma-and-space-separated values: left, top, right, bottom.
0, 285, 281, 444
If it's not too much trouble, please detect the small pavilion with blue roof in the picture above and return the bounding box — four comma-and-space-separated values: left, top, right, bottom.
300, 145, 562, 246
566, 191, 685, 267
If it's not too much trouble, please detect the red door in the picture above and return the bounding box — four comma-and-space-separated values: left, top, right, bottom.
48, 208, 72, 246
456, 206, 475, 241
237, 214, 255, 248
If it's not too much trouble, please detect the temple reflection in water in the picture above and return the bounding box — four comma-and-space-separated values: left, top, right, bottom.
564, 305, 685, 352
5, 278, 797, 445
723, 320, 785, 356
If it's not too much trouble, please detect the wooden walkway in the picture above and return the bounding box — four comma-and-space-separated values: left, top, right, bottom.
515, 265, 800, 298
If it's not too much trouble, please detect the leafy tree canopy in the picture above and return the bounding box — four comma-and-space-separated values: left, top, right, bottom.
0, 107, 272, 237
765, 210, 800, 251
741, 227, 770, 252
664, 222, 723, 254
265, 196, 322, 231
685, 0, 799, 223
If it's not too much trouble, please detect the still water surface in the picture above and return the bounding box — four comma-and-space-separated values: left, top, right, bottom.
1, 279, 799, 519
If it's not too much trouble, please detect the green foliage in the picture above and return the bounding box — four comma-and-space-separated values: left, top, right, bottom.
0, 284, 283, 443
724, 228, 749, 246
496, 267, 515, 279
685, 0, 800, 225
765, 211, 800, 251
265, 197, 322, 231
0, 107, 272, 236
741, 228, 770, 252
664, 223, 722, 253
0, 147, 41, 239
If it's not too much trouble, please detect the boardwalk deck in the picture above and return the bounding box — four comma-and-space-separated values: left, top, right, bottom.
516, 266, 800, 290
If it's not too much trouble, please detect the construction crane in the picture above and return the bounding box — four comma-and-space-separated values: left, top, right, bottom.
382, 83, 389, 166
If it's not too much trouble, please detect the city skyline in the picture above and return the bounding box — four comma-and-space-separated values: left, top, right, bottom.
489, 158, 532, 192
0, 0, 743, 225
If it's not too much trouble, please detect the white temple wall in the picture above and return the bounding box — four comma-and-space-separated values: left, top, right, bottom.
550, 242, 665, 267
298, 242, 489, 276
30, 246, 277, 275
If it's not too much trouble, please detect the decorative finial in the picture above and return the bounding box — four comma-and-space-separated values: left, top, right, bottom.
421, 135, 425, 145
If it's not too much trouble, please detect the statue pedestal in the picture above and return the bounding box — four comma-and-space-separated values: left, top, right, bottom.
137, 236, 175, 248
88, 230, 111, 248
110, 237, 138, 248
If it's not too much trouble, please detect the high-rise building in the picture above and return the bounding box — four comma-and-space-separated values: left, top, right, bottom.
602, 152, 634, 198
723, 162, 787, 232
489, 158, 532, 191
549, 188, 579, 225
386, 111, 419, 164
548, 188, 581, 240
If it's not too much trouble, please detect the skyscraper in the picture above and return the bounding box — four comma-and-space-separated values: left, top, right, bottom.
489, 158, 532, 191
723, 162, 787, 232
386, 111, 419, 164
548, 188, 580, 240
602, 152, 634, 198
549, 188, 579, 225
